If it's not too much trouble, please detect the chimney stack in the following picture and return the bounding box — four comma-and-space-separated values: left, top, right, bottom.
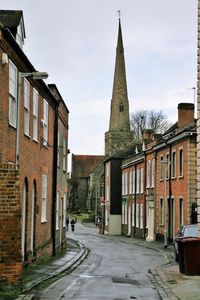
178, 103, 194, 128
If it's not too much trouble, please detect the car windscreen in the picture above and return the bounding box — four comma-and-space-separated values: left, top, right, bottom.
184, 226, 198, 237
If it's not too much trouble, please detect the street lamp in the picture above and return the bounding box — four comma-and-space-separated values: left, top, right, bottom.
16, 71, 48, 164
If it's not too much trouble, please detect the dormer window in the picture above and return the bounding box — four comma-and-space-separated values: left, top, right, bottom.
16, 19, 25, 49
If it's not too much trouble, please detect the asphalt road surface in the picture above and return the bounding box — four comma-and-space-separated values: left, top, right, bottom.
35, 222, 166, 300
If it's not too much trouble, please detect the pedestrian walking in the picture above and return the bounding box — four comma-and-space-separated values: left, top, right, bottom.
71, 218, 76, 231
66, 217, 69, 231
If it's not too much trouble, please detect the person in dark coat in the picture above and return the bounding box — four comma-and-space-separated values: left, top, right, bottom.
71, 218, 76, 231
66, 217, 69, 231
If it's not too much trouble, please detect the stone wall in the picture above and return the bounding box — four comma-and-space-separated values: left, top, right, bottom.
0, 164, 22, 289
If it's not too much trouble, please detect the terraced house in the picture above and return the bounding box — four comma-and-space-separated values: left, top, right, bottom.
0, 10, 69, 288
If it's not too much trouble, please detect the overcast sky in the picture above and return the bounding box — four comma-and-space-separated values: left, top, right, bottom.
1, 0, 198, 156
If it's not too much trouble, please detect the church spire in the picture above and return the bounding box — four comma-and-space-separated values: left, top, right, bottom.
105, 15, 134, 157
109, 17, 130, 131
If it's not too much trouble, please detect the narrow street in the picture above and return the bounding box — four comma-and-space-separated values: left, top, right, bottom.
35, 223, 167, 300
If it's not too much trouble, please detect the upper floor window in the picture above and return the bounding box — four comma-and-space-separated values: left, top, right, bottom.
42, 99, 48, 146
151, 159, 155, 187
57, 132, 60, 167
179, 149, 184, 177
160, 156, 164, 180
122, 172, 125, 195
136, 169, 140, 194
33, 88, 38, 141
124, 172, 128, 195
132, 170, 135, 194
24, 78, 30, 136
172, 151, 176, 178
146, 160, 151, 188
129, 170, 133, 194
63, 138, 67, 172
166, 154, 170, 179
140, 168, 144, 194
9, 60, 17, 128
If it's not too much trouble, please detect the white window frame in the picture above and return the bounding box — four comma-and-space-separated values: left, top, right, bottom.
63, 193, 67, 227
160, 198, 164, 226
136, 203, 139, 228
132, 203, 135, 226
43, 99, 48, 146
147, 160, 151, 188
129, 170, 132, 194
151, 159, 155, 187
56, 192, 59, 230
172, 151, 176, 178
57, 132, 60, 167
125, 172, 128, 195
136, 169, 140, 194
160, 156, 164, 180
179, 198, 184, 227
9, 60, 17, 128
179, 148, 184, 177
41, 174, 47, 223
122, 172, 125, 196
132, 170, 135, 194
33, 88, 38, 141
140, 168, 144, 194
140, 204, 143, 229
24, 78, 30, 136
63, 138, 67, 171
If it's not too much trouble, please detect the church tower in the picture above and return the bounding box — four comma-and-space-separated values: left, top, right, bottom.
105, 17, 134, 157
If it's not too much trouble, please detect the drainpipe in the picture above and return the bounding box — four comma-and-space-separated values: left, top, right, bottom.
134, 164, 137, 237
52, 100, 60, 256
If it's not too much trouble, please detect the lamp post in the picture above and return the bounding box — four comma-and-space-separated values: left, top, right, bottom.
16, 71, 48, 164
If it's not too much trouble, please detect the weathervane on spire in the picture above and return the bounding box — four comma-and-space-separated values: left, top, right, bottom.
118, 10, 121, 20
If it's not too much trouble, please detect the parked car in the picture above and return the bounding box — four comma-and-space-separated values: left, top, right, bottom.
173, 224, 199, 262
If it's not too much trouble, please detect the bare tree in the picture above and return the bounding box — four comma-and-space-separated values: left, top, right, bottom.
130, 109, 171, 140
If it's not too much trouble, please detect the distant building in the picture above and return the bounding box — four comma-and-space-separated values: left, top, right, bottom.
70, 154, 104, 212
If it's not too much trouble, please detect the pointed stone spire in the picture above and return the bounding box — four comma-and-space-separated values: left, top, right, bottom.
109, 18, 130, 131
105, 16, 134, 157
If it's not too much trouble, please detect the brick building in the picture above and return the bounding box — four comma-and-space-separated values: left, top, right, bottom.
0, 10, 69, 287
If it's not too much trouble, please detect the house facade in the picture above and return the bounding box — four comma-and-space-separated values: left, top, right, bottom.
0, 10, 69, 287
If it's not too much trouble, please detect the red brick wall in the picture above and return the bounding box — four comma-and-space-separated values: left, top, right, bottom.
0, 164, 22, 288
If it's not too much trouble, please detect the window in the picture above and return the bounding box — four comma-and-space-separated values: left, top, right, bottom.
147, 160, 151, 187
132, 170, 135, 194
129, 170, 132, 194
63, 138, 67, 171
166, 154, 170, 179
43, 99, 48, 146
132, 203, 135, 226
172, 151, 176, 178
56, 192, 59, 230
179, 149, 184, 177
124, 202, 128, 224
140, 168, 144, 194
63, 193, 67, 227
160, 198, 164, 225
146, 204, 149, 229
160, 156, 164, 180
33, 88, 38, 141
151, 159, 155, 187
136, 203, 139, 227
136, 169, 140, 194
57, 133, 60, 167
24, 78, 30, 136
106, 162, 110, 178
122, 173, 125, 195
125, 172, 128, 195
140, 204, 143, 229
9, 60, 17, 127
179, 198, 184, 227
41, 175, 47, 223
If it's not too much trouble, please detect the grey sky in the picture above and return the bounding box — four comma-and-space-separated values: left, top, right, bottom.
1, 0, 197, 155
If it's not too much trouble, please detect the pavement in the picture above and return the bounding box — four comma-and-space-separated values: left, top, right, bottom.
16, 222, 200, 300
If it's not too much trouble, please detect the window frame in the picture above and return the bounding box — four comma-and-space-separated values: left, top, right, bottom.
24, 78, 30, 136
41, 174, 47, 223
9, 60, 18, 128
